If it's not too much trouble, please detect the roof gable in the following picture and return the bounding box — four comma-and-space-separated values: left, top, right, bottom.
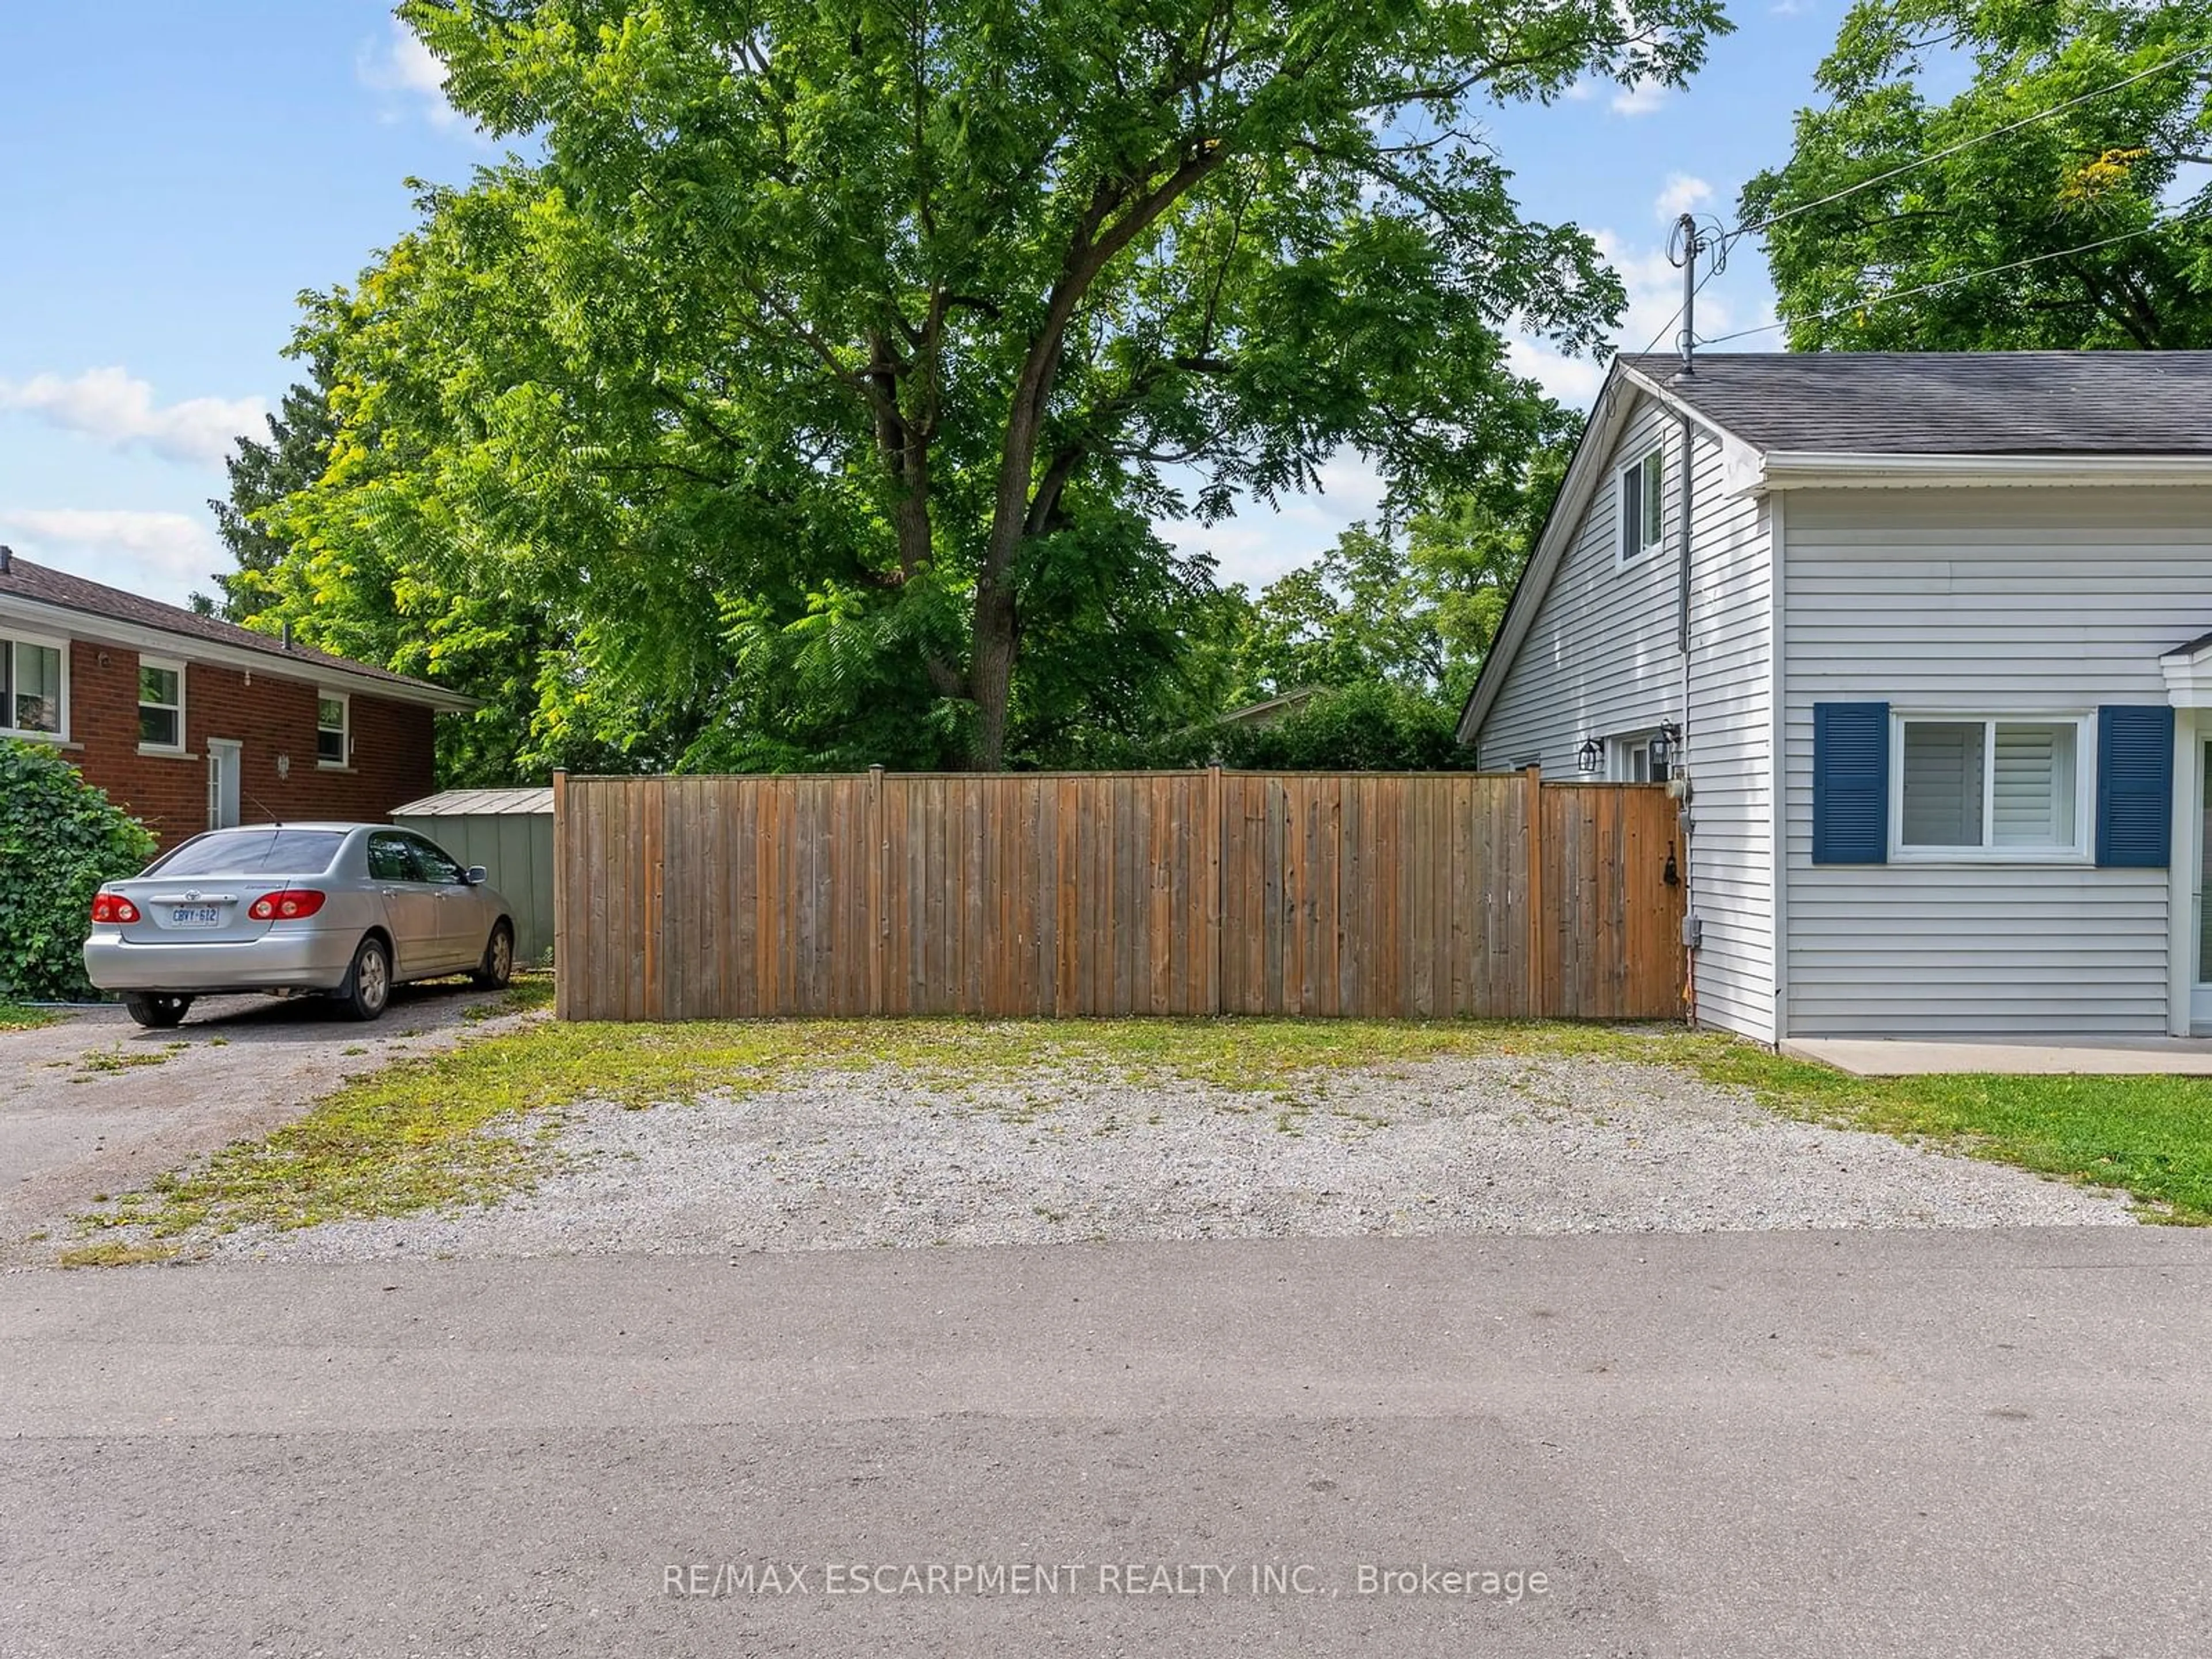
1461, 350, 2212, 747
1455, 360, 1659, 743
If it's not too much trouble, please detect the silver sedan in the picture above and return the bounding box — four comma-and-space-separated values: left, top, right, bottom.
84, 823, 517, 1028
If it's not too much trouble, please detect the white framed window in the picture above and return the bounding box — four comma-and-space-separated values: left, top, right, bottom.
1611, 731, 1671, 783
1616, 446, 1666, 566
138, 657, 185, 751
0, 631, 67, 739
316, 691, 350, 767
1892, 714, 2090, 861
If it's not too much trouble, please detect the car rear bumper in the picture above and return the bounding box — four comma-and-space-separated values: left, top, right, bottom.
83, 929, 359, 994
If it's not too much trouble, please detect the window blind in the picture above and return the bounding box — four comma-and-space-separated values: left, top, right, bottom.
1900, 721, 1983, 847
1991, 723, 2075, 847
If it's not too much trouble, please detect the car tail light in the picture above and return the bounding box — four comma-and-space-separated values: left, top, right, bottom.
248, 889, 328, 921
91, 893, 142, 925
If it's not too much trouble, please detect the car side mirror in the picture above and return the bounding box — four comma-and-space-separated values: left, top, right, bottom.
465, 866, 488, 886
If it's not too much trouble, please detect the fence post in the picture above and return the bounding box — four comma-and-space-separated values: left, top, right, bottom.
868, 764, 885, 1016
1207, 763, 1225, 1014
1522, 765, 1544, 1018
551, 769, 569, 1021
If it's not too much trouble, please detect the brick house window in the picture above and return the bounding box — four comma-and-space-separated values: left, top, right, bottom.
0, 633, 66, 737
317, 692, 350, 767
139, 658, 185, 750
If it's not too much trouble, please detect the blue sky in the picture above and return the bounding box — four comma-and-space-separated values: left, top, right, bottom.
0, 2, 1842, 607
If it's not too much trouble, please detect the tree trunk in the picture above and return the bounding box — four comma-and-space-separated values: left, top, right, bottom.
967, 577, 1018, 771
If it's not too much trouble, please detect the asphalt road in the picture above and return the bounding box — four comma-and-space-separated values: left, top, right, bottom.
4, 1228, 2209, 1657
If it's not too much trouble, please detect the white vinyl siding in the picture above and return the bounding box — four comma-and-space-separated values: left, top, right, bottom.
1783, 486, 2212, 1036
1476, 393, 1775, 1042
1477, 395, 1685, 777
1679, 460, 1775, 1043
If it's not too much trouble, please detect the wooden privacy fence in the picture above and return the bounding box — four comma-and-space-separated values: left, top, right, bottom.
553, 768, 1685, 1022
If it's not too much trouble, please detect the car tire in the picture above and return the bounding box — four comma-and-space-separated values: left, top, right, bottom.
471, 921, 516, 990
124, 993, 192, 1029
335, 935, 393, 1022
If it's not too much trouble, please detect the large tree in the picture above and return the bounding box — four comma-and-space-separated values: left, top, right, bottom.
195, 350, 339, 622
1233, 432, 1571, 707
1742, 0, 2212, 351
273, 0, 1720, 772
264, 175, 1236, 777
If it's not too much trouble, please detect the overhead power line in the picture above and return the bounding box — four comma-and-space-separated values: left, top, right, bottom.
1737, 43, 2212, 240
1696, 219, 2190, 347
1621, 42, 2212, 363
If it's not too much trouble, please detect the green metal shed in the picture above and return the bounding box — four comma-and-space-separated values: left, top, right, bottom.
392, 788, 556, 968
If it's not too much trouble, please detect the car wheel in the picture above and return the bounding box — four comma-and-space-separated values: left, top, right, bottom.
124, 993, 192, 1029
471, 921, 516, 990
335, 935, 393, 1022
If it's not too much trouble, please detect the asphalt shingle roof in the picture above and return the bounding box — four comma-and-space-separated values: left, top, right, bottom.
1620, 351, 2212, 456
0, 552, 451, 700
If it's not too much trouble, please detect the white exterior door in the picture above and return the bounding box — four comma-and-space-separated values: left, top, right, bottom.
206, 740, 243, 830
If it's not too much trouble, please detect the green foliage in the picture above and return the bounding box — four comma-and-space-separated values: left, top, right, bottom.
1743, 0, 2212, 349
1224, 681, 1476, 771
1145, 680, 1476, 771
1230, 436, 1571, 709
196, 347, 340, 622
1130, 432, 1568, 771
245, 0, 1722, 775
0, 740, 156, 1002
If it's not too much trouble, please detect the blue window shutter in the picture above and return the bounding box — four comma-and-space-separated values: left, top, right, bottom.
1813, 702, 1889, 865
2096, 706, 2173, 868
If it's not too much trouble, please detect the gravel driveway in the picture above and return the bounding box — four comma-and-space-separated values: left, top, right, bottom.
0, 986, 541, 1264
201, 1051, 2134, 1263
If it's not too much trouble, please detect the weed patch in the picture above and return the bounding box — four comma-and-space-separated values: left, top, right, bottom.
75, 1012, 2212, 1246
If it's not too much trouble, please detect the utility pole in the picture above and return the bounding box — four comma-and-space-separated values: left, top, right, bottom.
1672, 212, 1705, 377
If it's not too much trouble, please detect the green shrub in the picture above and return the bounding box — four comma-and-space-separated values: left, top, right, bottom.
1148, 682, 1478, 772
0, 740, 157, 1002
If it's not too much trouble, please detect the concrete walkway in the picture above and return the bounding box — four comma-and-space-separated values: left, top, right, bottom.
1786, 1034, 2212, 1077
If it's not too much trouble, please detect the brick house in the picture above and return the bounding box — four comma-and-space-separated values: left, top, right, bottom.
0, 550, 471, 851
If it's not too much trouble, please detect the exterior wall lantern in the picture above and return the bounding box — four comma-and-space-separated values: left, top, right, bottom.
1648, 722, 1683, 771
1576, 736, 1603, 774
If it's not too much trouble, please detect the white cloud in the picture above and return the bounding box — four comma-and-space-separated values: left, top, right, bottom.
1505, 338, 1608, 406
1504, 226, 1781, 408
1156, 455, 1389, 593
1611, 81, 1669, 118
358, 20, 467, 131
1771, 0, 1815, 15
1562, 80, 1596, 103
1655, 173, 1714, 221
0, 368, 264, 470
0, 509, 225, 605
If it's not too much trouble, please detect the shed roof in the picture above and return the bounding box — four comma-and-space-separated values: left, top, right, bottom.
393, 787, 555, 817
1618, 351, 2212, 456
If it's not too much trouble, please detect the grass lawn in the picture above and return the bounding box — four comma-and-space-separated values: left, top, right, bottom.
0, 1001, 59, 1031
65, 1011, 2212, 1259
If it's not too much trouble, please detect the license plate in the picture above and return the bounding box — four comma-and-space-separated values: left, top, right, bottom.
169, 907, 223, 928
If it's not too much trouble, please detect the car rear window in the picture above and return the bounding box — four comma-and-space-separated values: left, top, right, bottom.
147, 829, 348, 878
